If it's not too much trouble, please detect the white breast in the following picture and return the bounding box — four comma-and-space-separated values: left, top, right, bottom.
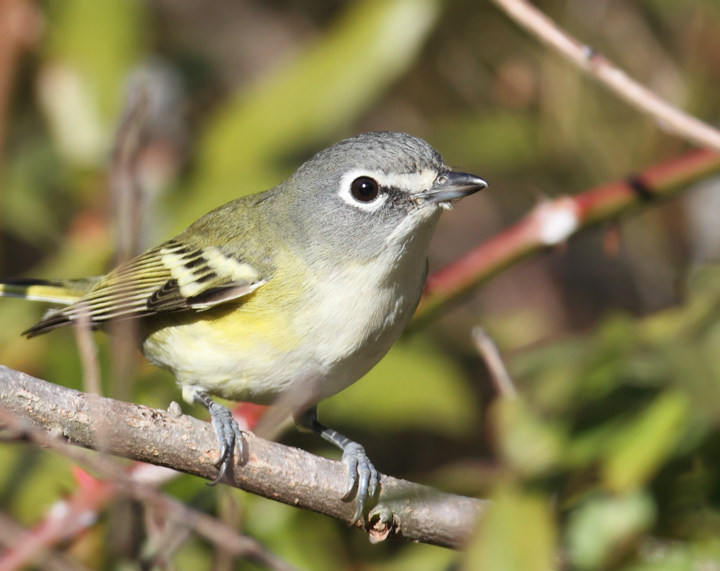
293, 209, 440, 403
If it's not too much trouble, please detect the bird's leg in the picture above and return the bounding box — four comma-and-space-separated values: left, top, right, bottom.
296, 406, 379, 525
192, 391, 245, 485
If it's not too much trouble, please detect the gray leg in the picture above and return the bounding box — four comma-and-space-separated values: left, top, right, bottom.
193, 392, 244, 485
297, 406, 379, 524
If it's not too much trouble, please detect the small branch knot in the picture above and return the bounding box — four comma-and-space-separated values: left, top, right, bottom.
368, 505, 398, 544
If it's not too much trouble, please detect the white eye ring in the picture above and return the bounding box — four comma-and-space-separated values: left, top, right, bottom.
338, 170, 388, 212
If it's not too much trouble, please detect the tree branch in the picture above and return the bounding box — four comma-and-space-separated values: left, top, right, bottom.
0, 366, 486, 550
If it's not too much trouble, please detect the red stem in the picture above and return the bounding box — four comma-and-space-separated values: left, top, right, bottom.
413, 148, 720, 329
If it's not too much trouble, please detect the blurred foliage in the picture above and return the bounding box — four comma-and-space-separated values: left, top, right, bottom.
2, 0, 720, 569
462, 484, 556, 571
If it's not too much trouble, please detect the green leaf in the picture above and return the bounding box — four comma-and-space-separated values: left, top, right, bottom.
0, 144, 65, 245
42, 0, 147, 165
240, 490, 346, 571
46, 0, 146, 120
567, 491, 656, 570
5, 451, 75, 527
603, 391, 689, 493
492, 397, 566, 477
463, 485, 556, 571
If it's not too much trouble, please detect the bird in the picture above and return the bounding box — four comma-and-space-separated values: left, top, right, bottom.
0, 131, 487, 524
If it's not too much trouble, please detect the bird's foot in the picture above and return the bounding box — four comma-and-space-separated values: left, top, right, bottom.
296, 406, 380, 524
340, 441, 379, 525
193, 392, 245, 484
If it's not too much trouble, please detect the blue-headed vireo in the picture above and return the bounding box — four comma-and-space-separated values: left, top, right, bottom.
0, 131, 487, 523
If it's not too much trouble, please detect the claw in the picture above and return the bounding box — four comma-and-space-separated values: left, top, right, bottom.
193, 392, 245, 485
210, 456, 229, 486
296, 407, 380, 525
341, 444, 360, 501
351, 498, 364, 527
368, 463, 379, 500
340, 442, 379, 525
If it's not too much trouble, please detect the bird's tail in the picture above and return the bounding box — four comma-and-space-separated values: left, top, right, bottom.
0, 278, 99, 305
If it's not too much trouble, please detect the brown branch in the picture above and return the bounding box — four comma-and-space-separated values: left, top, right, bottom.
490, 0, 720, 153
412, 148, 720, 330
0, 365, 486, 550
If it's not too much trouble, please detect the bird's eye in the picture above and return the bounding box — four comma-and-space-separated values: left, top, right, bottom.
350, 177, 380, 202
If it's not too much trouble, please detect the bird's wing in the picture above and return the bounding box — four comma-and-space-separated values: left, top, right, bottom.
24, 239, 267, 337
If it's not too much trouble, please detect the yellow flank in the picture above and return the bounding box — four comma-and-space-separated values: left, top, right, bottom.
211, 295, 302, 353
141, 257, 307, 402
146, 282, 302, 354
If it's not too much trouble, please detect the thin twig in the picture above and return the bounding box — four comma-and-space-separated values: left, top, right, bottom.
73, 303, 101, 397
107, 84, 149, 408
72, 302, 112, 463
110, 82, 150, 263
412, 148, 720, 330
472, 327, 517, 399
107, 66, 185, 405
140, 513, 191, 571
490, 0, 720, 152
0, 365, 487, 549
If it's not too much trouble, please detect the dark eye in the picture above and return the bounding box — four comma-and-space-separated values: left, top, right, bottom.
350, 177, 380, 202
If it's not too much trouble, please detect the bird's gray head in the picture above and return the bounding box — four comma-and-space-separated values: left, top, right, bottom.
280, 131, 487, 262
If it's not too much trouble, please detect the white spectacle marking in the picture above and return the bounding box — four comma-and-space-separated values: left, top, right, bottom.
534, 197, 580, 245
372, 169, 440, 193
338, 169, 440, 211
338, 170, 388, 212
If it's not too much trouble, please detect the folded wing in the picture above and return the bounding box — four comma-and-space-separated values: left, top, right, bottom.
24, 239, 266, 337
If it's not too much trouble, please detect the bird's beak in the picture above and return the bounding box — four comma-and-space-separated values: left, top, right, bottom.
423, 172, 488, 204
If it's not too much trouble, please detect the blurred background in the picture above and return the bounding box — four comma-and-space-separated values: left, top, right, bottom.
2, 0, 720, 569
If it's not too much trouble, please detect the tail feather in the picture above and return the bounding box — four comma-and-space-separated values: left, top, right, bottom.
0, 277, 102, 337
0, 278, 98, 304
23, 310, 97, 338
